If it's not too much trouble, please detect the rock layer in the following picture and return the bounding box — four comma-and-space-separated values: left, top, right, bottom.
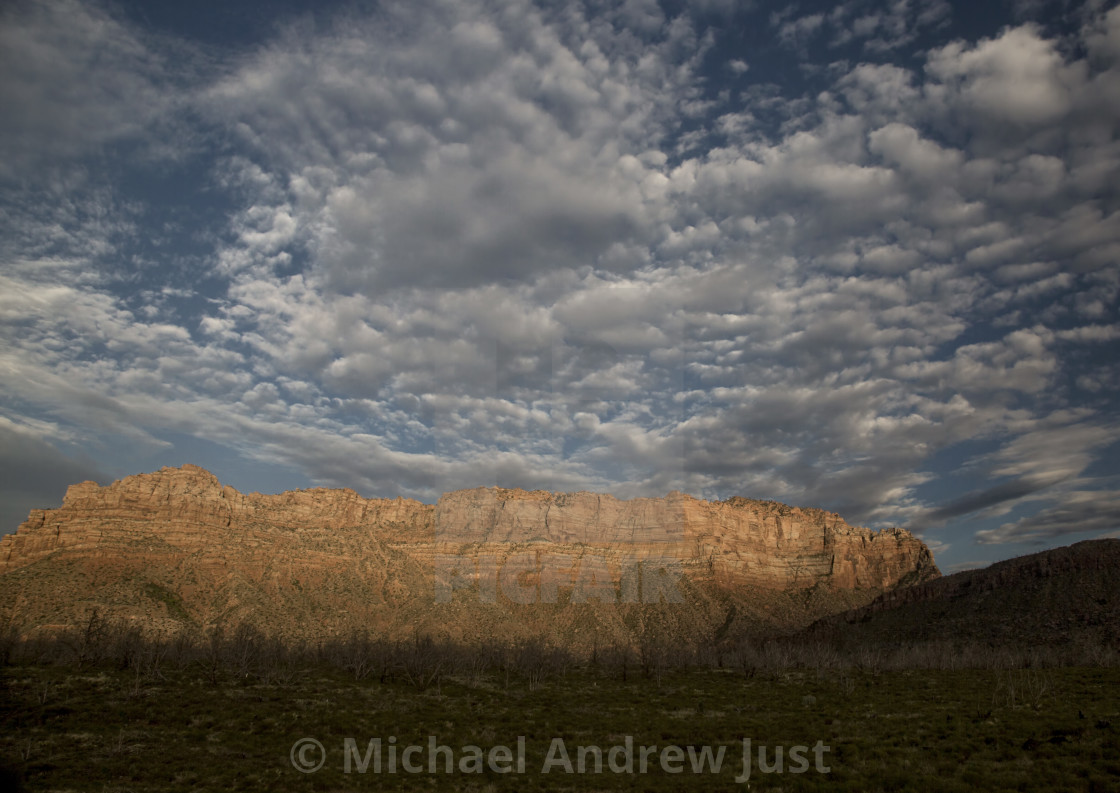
0, 465, 939, 645
428, 487, 936, 592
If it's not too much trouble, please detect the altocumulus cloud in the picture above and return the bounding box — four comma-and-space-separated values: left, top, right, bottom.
1, 0, 1118, 571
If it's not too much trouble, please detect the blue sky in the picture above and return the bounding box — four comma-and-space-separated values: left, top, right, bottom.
1, 0, 1119, 573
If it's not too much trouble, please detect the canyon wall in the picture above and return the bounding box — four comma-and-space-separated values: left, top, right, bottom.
0, 465, 939, 646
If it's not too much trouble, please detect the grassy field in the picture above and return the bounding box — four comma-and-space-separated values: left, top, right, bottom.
2, 658, 1118, 792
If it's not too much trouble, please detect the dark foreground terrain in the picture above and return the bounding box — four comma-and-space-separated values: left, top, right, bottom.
3, 538, 1118, 791
2, 633, 1118, 793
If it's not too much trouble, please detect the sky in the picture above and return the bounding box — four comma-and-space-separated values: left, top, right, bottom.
1, 0, 1119, 573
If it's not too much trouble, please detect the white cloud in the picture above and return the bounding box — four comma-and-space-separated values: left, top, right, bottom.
200, 0, 708, 293
926, 24, 1083, 127
1, 0, 1118, 566
0, 0, 189, 180
826, 0, 950, 53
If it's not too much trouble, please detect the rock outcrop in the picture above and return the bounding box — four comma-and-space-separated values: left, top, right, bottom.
0, 465, 939, 647
426, 487, 936, 592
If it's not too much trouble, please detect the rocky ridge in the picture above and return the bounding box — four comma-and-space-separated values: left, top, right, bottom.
0, 465, 939, 647
806, 539, 1120, 649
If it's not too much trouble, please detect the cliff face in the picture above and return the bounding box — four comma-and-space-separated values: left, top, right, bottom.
11, 462, 432, 545
0, 465, 938, 646
428, 487, 937, 592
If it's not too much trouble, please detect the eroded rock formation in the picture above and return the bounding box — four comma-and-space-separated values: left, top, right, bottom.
0, 465, 939, 646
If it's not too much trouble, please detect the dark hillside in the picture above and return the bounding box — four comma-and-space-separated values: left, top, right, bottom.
807, 539, 1120, 651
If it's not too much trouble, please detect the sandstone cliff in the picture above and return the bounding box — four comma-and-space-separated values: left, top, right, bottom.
0, 465, 939, 648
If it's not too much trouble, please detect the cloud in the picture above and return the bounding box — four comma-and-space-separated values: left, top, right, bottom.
977, 489, 1120, 544
911, 415, 1120, 532
923, 478, 1052, 524
202, 0, 709, 292
0, 0, 1118, 568
0, 417, 106, 533
819, 0, 951, 53
946, 560, 990, 573
1085, 5, 1120, 66
925, 24, 1085, 132
775, 11, 825, 50
0, 0, 189, 180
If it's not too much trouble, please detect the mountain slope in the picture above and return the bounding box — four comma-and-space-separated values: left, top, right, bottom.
0, 464, 939, 649
806, 539, 1120, 649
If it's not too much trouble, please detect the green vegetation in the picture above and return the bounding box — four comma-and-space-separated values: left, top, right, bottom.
141, 583, 193, 624
1, 624, 1118, 792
